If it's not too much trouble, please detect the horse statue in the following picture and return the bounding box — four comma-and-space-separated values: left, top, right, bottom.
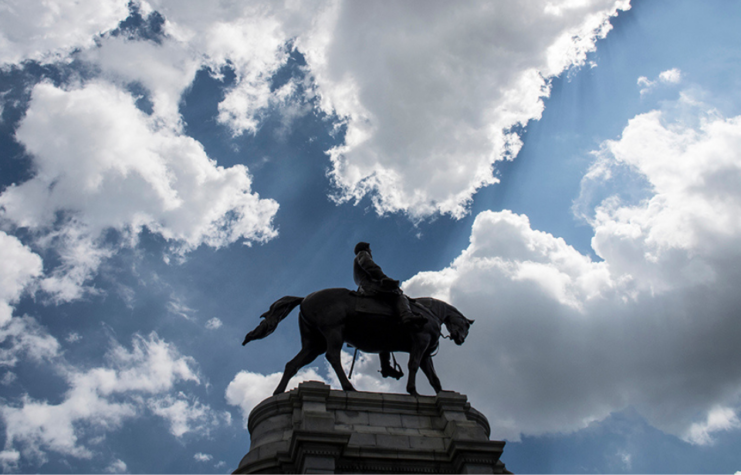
241, 288, 474, 396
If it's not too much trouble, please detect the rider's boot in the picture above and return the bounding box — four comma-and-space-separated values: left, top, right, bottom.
380, 352, 404, 379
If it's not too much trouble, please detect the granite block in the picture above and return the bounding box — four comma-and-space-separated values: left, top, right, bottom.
348, 432, 377, 447
376, 433, 411, 449
401, 414, 433, 429
335, 409, 370, 425
369, 412, 402, 427
409, 435, 445, 451
387, 427, 421, 436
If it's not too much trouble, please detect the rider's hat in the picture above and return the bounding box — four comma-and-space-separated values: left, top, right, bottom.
354, 242, 371, 254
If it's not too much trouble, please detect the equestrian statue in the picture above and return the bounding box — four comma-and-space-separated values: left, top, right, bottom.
241, 242, 474, 396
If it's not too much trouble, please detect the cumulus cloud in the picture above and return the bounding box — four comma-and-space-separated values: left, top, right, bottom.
0, 231, 42, 325
0, 232, 57, 370
225, 367, 327, 426
193, 452, 212, 463
0, 80, 278, 301
0, 0, 128, 65
103, 458, 128, 474
148, 394, 219, 438
301, 0, 631, 218
73, 0, 631, 220
0, 315, 60, 368
0, 332, 219, 465
1, 0, 634, 305
403, 98, 741, 444
637, 68, 682, 95
205, 317, 223, 330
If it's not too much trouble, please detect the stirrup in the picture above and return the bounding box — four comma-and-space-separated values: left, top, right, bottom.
380, 352, 404, 380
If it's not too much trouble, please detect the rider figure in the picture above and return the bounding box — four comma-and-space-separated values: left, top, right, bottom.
353, 242, 426, 326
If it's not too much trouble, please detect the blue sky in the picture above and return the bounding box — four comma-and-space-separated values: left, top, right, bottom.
2, 0, 741, 473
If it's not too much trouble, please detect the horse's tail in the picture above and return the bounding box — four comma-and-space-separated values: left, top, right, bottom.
242, 296, 304, 346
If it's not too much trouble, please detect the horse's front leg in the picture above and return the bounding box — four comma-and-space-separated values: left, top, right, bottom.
324, 332, 356, 392
420, 353, 442, 393
406, 338, 430, 396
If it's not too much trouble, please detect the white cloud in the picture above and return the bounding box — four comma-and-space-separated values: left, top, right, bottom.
81, 0, 630, 219
299, 0, 630, 218
167, 298, 195, 320
225, 367, 327, 426
637, 68, 682, 95
0, 232, 42, 326
205, 317, 222, 330
0, 0, 129, 65
0, 332, 217, 465
0, 449, 20, 472
0, 316, 60, 368
685, 406, 741, 446
148, 394, 218, 438
1, 1, 634, 306
0, 80, 278, 301
104, 458, 128, 474
0, 232, 59, 370
193, 452, 212, 462
90, 0, 327, 135
80, 33, 201, 130
66, 332, 82, 343
402, 98, 741, 443
659, 68, 682, 84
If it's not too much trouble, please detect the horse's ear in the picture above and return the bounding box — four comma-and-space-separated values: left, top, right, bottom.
467, 318, 475, 325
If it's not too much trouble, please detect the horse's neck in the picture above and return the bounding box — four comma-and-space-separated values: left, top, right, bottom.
418, 298, 448, 325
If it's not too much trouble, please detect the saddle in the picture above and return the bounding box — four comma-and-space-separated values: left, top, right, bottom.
351, 292, 430, 319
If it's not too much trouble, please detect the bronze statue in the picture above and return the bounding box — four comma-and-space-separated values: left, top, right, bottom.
353, 242, 426, 326
242, 289, 474, 396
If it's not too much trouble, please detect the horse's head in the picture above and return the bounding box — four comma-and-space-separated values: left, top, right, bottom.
443, 306, 474, 346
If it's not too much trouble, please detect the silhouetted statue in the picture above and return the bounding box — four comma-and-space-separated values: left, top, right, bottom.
242, 244, 474, 396
353, 242, 426, 326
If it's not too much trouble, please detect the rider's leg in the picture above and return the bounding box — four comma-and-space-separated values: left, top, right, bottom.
379, 351, 404, 379
394, 293, 426, 325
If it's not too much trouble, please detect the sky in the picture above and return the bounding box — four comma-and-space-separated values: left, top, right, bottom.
1, 0, 741, 473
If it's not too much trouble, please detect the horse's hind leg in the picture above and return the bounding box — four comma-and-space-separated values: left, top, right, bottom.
274, 315, 325, 395
324, 332, 356, 392
273, 343, 324, 395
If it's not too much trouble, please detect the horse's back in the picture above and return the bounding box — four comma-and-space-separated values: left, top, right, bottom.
300, 288, 355, 326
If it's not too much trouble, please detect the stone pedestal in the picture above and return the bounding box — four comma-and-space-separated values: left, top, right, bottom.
234, 381, 510, 474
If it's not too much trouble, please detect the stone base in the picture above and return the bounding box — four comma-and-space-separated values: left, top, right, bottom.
234, 381, 510, 474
